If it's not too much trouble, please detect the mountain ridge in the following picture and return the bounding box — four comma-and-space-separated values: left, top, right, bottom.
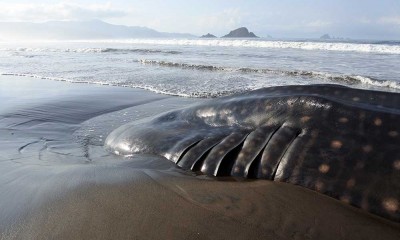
0, 20, 196, 40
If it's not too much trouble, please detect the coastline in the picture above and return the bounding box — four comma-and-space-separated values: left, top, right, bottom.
0, 76, 399, 239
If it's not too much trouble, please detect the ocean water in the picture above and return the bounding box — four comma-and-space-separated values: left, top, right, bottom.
0, 38, 400, 97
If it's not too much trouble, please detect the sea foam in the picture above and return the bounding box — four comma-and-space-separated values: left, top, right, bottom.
71, 39, 400, 54
2, 39, 400, 55
0, 47, 181, 54
137, 59, 400, 90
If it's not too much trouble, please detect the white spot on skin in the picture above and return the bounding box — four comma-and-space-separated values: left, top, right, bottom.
262, 168, 268, 175
301, 116, 311, 123
393, 160, 400, 170
388, 131, 399, 137
319, 164, 330, 173
346, 178, 356, 188
382, 198, 399, 212
352, 97, 360, 101
330, 140, 342, 149
374, 118, 382, 126
315, 181, 324, 191
362, 145, 373, 153
340, 196, 351, 204
339, 117, 348, 123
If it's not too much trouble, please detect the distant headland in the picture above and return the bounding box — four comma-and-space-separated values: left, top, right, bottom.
0, 20, 196, 40
0, 20, 267, 40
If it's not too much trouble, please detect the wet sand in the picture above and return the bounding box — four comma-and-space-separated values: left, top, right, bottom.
0, 76, 399, 239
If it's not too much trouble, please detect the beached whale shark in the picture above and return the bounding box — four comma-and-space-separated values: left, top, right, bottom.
105, 84, 400, 222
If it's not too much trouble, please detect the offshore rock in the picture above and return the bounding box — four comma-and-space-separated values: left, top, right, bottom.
222, 27, 259, 38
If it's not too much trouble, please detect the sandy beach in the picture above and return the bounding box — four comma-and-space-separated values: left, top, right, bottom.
0, 75, 398, 239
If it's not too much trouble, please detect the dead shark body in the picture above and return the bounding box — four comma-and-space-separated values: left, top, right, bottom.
106, 84, 400, 222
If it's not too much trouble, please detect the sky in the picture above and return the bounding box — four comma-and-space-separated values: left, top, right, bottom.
0, 0, 399, 39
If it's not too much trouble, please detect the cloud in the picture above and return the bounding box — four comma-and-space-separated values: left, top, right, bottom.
305, 20, 332, 28
378, 16, 400, 25
0, 2, 128, 22
356, 17, 372, 24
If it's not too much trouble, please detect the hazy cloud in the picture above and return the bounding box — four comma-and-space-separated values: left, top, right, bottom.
379, 16, 400, 25
0, 2, 128, 22
357, 18, 373, 24
305, 20, 332, 28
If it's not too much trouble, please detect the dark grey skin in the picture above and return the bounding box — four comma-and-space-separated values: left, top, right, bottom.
105, 84, 400, 222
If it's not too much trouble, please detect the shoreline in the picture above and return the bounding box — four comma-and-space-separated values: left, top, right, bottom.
0, 76, 399, 239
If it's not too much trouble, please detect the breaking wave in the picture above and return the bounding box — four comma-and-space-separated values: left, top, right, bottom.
3, 58, 400, 99
73, 39, 400, 54
138, 59, 228, 71
0, 72, 238, 98
0, 47, 181, 55
137, 59, 400, 90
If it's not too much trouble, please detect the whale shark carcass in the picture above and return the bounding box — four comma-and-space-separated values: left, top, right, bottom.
105, 84, 400, 222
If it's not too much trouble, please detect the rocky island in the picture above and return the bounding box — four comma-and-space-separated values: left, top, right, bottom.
222, 27, 258, 38
320, 33, 350, 41
320, 34, 331, 39
200, 33, 217, 38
